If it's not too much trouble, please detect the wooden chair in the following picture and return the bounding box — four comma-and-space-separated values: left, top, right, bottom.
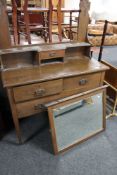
62, 10, 81, 40
11, 0, 52, 45
51, 0, 81, 41
98, 20, 117, 118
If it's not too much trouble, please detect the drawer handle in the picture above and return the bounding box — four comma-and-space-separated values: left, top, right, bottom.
34, 89, 46, 97
49, 52, 56, 57
34, 104, 46, 111
79, 79, 88, 85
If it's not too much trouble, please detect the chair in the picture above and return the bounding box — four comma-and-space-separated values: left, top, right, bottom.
51, 0, 81, 41
62, 10, 81, 40
11, 0, 52, 45
98, 20, 117, 118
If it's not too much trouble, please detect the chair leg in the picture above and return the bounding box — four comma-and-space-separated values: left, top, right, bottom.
24, 12, 31, 44
48, 10, 52, 43
43, 12, 48, 43
12, 10, 18, 45
48, 0, 53, 43
69, 11, 73, 40
17, 12, 21, 44
57, 10, 62, 42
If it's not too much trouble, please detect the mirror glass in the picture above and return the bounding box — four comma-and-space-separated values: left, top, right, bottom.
52, 93, 103, 152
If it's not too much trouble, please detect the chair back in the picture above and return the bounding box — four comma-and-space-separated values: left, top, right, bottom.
98, 20, 117, 61
11, 0, 29, 10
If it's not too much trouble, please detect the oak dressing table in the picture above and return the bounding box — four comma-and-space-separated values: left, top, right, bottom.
0, 42, 108, 144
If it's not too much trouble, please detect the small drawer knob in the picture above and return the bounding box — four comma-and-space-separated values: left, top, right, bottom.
34, 89, 46, 97
79, 79, 88, 85
49, 52, 56, 57
34, 104, 46, 111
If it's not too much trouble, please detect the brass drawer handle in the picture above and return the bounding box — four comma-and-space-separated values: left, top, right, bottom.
79, 79, 88, 85
34, 104, 46, 111
34, 89, 46, 97
49, 52, 56, 57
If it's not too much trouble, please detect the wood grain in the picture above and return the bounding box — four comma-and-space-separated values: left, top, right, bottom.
13, 79, 63, 102
0, 0, 11, 49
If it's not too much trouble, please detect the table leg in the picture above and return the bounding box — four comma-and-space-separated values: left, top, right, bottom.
24, 11, 31, 44
111, 92, 117, 116
48, 10, 52, 43
12, 8, 18, 45
7, 88, 22, 144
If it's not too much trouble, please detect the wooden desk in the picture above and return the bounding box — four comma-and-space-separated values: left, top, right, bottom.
0, 42, 108, 143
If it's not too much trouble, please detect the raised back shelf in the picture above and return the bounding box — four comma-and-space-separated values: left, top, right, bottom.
0, 42, 91, 70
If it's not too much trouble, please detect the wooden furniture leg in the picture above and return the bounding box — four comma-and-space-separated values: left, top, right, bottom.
78, 0, 90, 42
12, 1, 18, 45
57, 0, 62, 42
69, 11, 72, 40
24, 11, 31, 44
106, 93, 117, 118
48, 1, 53, 43
112, 92, 117, 116
43, 12, 48, 43
0, 0, 11, 49
104, 81, 117, 118
7, 88, 22, 143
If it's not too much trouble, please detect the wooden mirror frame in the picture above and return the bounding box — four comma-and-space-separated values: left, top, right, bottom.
47, 86, 106, 154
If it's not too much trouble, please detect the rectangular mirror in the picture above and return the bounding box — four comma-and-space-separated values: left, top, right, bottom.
47, 88, 106, 154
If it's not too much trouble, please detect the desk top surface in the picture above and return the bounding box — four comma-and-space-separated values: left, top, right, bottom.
0, 42, 108, 88
1, 57, 108, 88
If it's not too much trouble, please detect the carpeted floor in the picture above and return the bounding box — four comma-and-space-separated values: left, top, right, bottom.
0, 112, 117, 175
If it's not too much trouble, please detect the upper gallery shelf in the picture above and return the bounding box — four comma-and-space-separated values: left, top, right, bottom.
0, 42, 90, 55
0, 42, 108, 88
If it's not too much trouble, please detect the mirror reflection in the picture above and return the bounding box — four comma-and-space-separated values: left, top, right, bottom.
52, 93, 103, 151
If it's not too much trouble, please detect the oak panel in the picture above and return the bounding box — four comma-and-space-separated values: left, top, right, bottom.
64, 73, 102, 91
13, 79, 63, 103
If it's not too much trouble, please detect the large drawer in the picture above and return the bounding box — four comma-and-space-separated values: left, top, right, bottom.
13, 79, 63, 103
16, 94, 60, 118
16, 98, 48, 118
63, 73, 102, 92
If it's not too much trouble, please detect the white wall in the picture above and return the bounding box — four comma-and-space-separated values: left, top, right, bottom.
90, 0, 117, 21
64, 0, 117, 22
64, 0, 80, 23
65, 0, 80, 9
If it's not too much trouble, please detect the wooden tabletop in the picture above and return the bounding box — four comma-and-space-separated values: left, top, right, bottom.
1, 57, 108, 87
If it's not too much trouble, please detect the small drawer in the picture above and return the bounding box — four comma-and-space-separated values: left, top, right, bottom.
39, 50, 65, 60
64, 73, 102, 92
13, 79, 63, 103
